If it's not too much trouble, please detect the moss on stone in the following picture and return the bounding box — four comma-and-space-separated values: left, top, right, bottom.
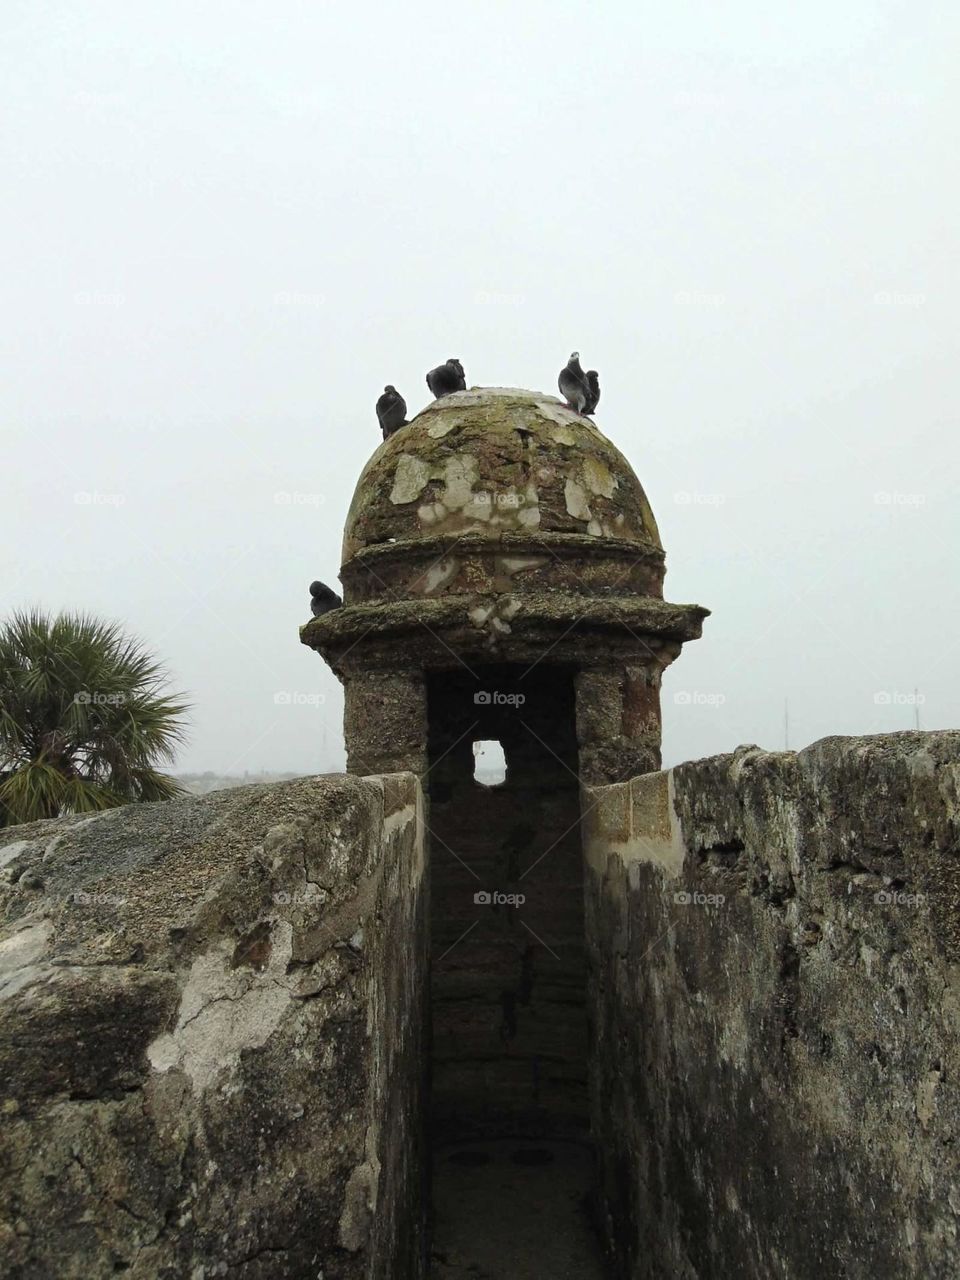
341, 388, 663, 562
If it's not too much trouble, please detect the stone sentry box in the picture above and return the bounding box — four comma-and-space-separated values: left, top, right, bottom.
302, 387, 708, 1144
301, 387, 708, 787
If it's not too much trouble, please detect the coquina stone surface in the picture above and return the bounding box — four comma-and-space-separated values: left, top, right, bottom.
0, 773, 428, 1279
583, 731, 960, 1279
301, 386, 708, 786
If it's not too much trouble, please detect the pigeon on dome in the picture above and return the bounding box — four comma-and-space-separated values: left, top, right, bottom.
426, 358, 467, 399
558, 351, 591, 414
584, 369, 601, 416
376, 385, 407, 439
309, 580, 342, 618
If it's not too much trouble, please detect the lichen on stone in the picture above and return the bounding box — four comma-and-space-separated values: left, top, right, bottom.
389, 454, 431, 505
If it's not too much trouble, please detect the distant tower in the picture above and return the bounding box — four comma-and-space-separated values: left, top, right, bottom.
301, 387, 708, 1141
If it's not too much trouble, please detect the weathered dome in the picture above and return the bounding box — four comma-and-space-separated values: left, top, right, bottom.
302, 386, 708, 675
342, 387, 661, 563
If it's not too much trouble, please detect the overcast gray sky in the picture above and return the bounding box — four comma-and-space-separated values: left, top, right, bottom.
2, 1, 957, 774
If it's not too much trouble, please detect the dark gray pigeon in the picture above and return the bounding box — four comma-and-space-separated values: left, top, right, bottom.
426, 358, 466, 399
584, 369, 600, 415
309, 581, 342, 618
558, 351, 590, 413
376, 385, 407, 439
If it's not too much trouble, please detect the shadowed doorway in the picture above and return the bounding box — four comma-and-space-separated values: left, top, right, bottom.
425, 665, 607, 1277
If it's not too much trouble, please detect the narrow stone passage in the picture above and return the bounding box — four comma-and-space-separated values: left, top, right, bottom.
430, 1140, 608, 1278
425, 667, 610, 1277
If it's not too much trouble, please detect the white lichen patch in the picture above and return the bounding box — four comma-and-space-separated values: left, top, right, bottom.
0, 841, 28, 870
390, 454, 432, 505
469, 604, 494, 627
427, 419, 458, 439
564, 478, 593, 522
551, 425, 578, 446
496, 556, 546, 578
468, 596, 522, 636
416, 501, 447, 525
537, 399, 583, 429
420, 558, 459, 594
582, 456, 617, 499
463, 492, 494, 522
440, 455, 480, 511
147, 922, 295, 1093
0, 920, 53, 998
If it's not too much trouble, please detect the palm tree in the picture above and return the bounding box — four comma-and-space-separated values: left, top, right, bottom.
0, 610, 189, 826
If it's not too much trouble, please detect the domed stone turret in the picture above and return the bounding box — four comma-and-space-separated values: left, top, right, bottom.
336, 389, 665, 612
301, 384, 708, 783
342, 387, 661, 561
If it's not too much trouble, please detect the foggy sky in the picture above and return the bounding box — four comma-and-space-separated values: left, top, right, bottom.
2, 1, 957, 775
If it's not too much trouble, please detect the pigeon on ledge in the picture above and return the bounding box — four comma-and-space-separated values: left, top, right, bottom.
558, 352, 590, 413
584, 369, 600, 416
376, 385, 407, 439
426, 358, 467, 399
309, 581, 342, 618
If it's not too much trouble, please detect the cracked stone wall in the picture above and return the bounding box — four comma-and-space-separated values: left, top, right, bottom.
583, 731, 960, 1280
0, 773, 428, 1280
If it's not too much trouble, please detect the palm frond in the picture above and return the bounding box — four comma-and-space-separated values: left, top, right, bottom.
0, 609, 191, 824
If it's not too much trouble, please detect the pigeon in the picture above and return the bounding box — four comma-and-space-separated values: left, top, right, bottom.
426, 358, 467, 399
558, 352, 590, 413
584, 369, 601, 416
376, 385, 407, 439
309, 581, 342, 618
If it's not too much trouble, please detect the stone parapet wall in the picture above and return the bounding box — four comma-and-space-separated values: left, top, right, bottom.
0, 773, 428, 1280
583, 731, 960, 1279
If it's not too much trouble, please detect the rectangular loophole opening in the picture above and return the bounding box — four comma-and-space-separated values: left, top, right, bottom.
472, 739, 507, 786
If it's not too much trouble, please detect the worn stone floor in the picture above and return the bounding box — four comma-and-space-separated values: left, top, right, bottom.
429, 1139, 609, 1279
